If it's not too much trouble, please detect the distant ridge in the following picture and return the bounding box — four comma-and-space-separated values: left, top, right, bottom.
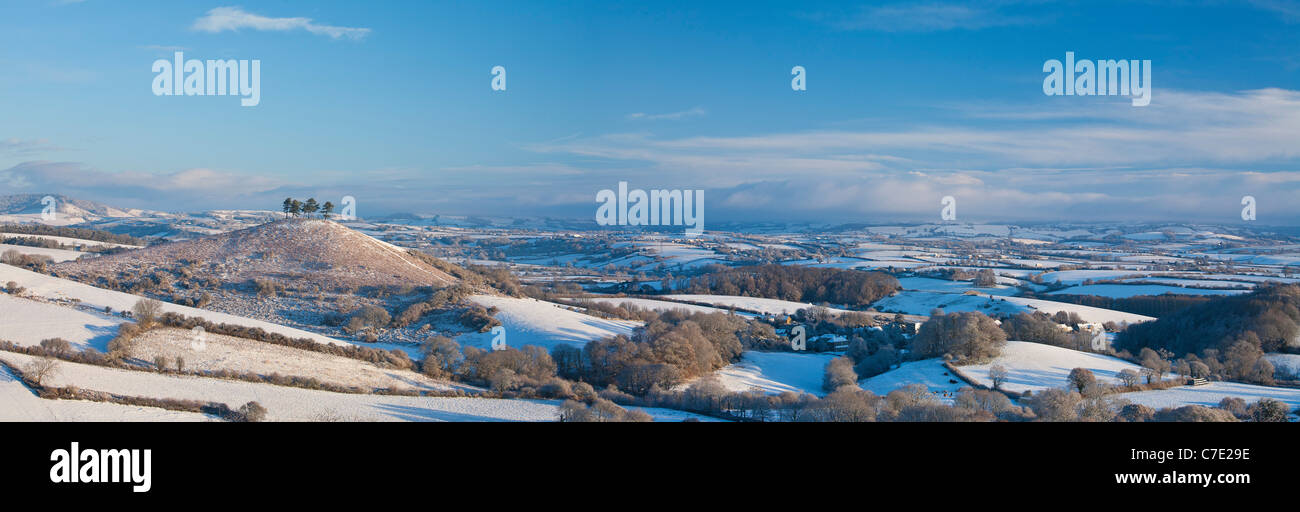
0, 193, 148, 218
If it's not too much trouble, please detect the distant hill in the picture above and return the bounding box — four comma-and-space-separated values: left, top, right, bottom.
54, 218, 458, 289
0, 193, 149, 219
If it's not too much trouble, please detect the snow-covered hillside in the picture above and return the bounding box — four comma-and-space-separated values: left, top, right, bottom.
873, 290, 1152, 325
457, 295, 640, 352
0, 294, 123, 350
0, 263, 354, 348
692, 351, 839, 396
959, 341, 1146, 393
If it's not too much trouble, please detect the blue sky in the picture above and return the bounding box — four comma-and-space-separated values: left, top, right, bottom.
2, 0, 1300, 224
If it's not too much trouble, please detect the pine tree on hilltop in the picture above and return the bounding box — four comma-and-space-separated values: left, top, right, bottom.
303, 198, 320, 218
282, 198, 293, 218
322, 201, 335, 219
290, 199, 302, 217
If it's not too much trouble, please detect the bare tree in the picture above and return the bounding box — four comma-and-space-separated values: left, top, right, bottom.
39, 338, 72, 354
988, 364, 1009, 390
132, 298, 164, 329
24, 357, 60, 386
1117, 368, 1141, 388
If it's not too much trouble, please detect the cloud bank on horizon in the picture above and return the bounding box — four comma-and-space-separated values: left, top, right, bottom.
2, 1, 1300, 224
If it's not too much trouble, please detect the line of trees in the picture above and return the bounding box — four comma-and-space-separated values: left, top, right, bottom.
281, 197, 335, 219
0, 223, 146, 246
681, 264, 900, 307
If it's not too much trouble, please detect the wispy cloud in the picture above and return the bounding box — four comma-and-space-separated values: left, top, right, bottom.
0, 161, 284, 209
1, 138, 61, 155
539, 89, 1300, 177
516, 88, 1300, 222
1248, 0, 1300, 22
138, 45, 188, 51
817, 1, 1048, 32
626, 107, 707, 121
192, 6, 371, 40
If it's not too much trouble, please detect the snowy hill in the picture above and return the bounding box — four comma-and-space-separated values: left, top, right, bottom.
456, 295, 640, 352
873, 290, 1153, 325
54, 219, 458, 290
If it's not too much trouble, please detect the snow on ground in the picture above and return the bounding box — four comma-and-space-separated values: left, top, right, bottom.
665, 294, 852, 315
859, 358, 967, 400
0, 352, 720, 422
897, 276, 1018, 296
1120, 277, 1256, 289
578, 296, 740, 315
862, 342, 1300, 412
0, 294, 123, 351
0, 364, 213, 422
959, 341, 1145, 393
0, 263, 353, 347
0, 243, 85, 262
0, 351, 559, 422
0, 233, 142, 249
1001, 296, 1153, 324
872, 290, 1152, 325
631, 406, 727, 422
693, 351, 840, 396
132, 327, 476, 393
1265, 354, 1300, 376
458, 295, 640, 352
1037, 269, 1149, 285
1123, 381, 1300, 412
1048, 284, 1247, 298
873, 291, 1027, 318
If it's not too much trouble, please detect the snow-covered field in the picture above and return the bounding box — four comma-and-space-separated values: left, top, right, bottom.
1265, 354, 1300, 376
665, 294, 852, 315
578, 296, 740, 315
0, 243, 85, 262
0, 263, 353, 347
694, 351, 839, 396
959, 341, 1146, 393
458, 295, 640, 352
0, 351, 560, 421
0, 232, 142, 249
863, 342, 1300, 414
0, 365, 213, 421
859, 358, 967, 399
1048, 284, 1246, 298
0, 294, 124, 350
897, 276, 1018, 296
873, 290, 1152, 325
132, 327, 475, 393
0, 352, 720, 422
1123, 381, 1300, 412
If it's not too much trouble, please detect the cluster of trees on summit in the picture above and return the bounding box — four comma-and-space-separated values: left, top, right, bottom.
280, 197, 335, 219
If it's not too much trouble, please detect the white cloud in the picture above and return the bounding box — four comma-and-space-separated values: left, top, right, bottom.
0, 138, 60, 155
818, 1, 1046, 32
626, 107, 707, 121
517, 88, 1300, 222
192, 6, 371, 40
537, 89, 1300, 177
0, 161, 284, 200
